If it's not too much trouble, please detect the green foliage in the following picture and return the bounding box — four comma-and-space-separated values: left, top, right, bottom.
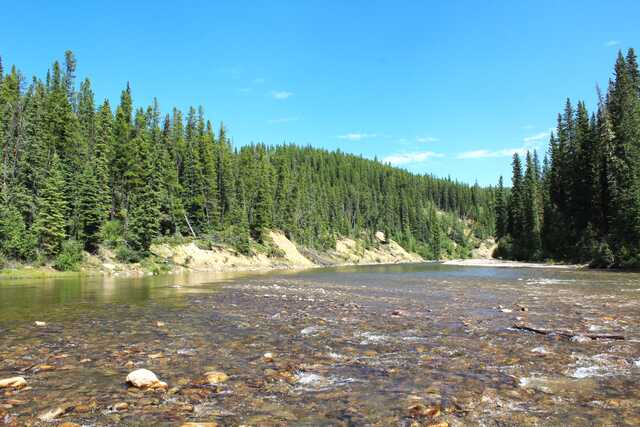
0, 51, 495, 267
493, 235, 514, 259
99, 220, 125, 248
497, 48, 640, 268
0, 204, 36, 260
33, 153, 68, 256
53, 240, 84, 271
115, 243, 142, 263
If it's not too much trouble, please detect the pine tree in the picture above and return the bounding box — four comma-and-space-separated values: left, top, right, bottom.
127, 112, 161, 252
34, 152, 68, 256
217, 123, 235, 226
495, 176, 508, 239
77, 163, 103, 252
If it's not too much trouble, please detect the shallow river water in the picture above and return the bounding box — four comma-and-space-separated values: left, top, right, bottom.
1, 264, 640, 426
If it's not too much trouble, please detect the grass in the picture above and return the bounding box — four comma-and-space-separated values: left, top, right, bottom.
0, 266, 99, 280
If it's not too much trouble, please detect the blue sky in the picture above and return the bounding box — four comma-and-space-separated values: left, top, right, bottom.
2, 1, 639, 185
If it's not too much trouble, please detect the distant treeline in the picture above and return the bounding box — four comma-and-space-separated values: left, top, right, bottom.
0, 51, 495, 268
495, 48, 640, 268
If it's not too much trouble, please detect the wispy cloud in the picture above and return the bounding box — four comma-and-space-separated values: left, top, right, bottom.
458, 129, 552, 159
416, 136, 439, 143
523, 131, 550, 145
238, 87, 252, 94
383, 151, 444, 165
458, 148, 526, 159
253, 77, 265, 84
605, 40, 620, 47
267, 116, 299, 124
271, 90, 293, 100
338, 132, 377, 141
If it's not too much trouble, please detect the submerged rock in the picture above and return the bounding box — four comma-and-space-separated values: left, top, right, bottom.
38, 405, 72, 422
263, 352, 275, 362
180, 423, 219, 427
571, 335, 591, 343
113, 402, 129, 411
126, 369, 168, 389
204, 371, 229, 384
0, 376, 27, 389
408, 403, 441, 417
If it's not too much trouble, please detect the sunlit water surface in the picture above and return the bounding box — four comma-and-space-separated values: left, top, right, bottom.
1, 264, 640, 426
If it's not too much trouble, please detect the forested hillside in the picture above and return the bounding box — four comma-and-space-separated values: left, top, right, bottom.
495, 48, 640, 268
0, 52, 495, 269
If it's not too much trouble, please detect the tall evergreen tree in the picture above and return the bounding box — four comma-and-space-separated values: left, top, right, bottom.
34, 152, 68, 256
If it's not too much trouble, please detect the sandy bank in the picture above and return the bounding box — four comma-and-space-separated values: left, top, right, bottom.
442, 258, 583, 269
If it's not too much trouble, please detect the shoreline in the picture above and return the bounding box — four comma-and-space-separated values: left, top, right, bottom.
0, 257, 587, 282
441, 258, 584, 269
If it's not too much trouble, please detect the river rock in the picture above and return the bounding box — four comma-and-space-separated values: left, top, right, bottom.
126, 369, 168, 389
38, 405, 70, 422
180, 423, 219, 427
0, 376, 27, 389
34, 321, 47, 327
205, 371, 229, 384
263, 352, 274, 362
571, 335, 591, 343
113, 402, 129, 411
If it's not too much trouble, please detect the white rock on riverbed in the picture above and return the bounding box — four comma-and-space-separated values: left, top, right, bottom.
0, 376, 27, 388
126, 369, 167, 389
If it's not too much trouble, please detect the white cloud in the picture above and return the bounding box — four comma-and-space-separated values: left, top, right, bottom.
254, 77, 265, 84
238, 87, 252, 93
383, 151, 444, 165
338, 132, 377, 141
267, 116, 299, 124
458, 148, 527, 159
458, 129, 552, 159
523, 131, 549, 145
416, 136, 439, 143
605, 40, 620, 47
271, 90, 293, 100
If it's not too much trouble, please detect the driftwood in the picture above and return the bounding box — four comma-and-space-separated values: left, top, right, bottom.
512, 323, 625, 340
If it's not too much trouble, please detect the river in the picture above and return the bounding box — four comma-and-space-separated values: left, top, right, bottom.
1, 264, 639, 426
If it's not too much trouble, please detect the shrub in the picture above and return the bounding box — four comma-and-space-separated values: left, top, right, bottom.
99, 220, 125, 248
115, 243, 142, 263
493, 236, 513, 259
53, 240, 84, 271
589, 241, 615, 268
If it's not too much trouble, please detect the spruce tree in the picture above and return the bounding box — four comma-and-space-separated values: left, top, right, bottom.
34, 152, 68, 256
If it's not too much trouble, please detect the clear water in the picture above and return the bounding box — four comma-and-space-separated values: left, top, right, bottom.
1, 264, 640, 425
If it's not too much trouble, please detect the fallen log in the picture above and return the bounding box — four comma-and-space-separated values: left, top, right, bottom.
512, 323, 625, 340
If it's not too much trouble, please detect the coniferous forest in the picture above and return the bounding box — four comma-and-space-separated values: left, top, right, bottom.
0, 52, 496, 269
495, 48, 640, 268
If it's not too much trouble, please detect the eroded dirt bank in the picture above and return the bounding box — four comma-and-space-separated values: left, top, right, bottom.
102, 231, 425, 277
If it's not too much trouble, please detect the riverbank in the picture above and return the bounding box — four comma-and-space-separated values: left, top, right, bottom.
0, 266, 99, 280
0, 231, 426, 280
442, 258, 584, 269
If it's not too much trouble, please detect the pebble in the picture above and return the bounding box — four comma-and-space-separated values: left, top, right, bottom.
113, 402, 129, 411
205, 371, 229, 384
38, 405, 70, 422
34, 321, 47, 327
0, 377, 27, 389
571, 335, 591, 343
126, 369, 168, 389
180, 423, 219, 427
